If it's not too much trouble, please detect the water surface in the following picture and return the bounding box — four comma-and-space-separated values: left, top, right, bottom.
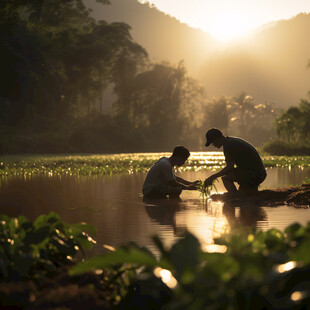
0, 167, 310, 253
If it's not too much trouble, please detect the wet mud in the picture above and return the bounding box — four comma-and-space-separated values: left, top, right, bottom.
211, 184, 310, 208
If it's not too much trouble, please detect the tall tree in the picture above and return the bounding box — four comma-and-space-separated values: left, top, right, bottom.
230, 92, 255, 136
114, 61, 206, 149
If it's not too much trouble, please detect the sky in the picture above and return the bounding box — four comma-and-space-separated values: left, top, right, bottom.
140, 0, 310, 41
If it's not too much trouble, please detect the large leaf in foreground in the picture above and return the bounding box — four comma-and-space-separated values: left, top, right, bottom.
70, 245, 169, 275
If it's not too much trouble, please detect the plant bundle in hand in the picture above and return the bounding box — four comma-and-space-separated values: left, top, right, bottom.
197, 179, 218, 199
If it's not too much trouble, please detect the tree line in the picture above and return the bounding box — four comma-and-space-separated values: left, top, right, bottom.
0, 0, 308, 154
264, 97, 310, 155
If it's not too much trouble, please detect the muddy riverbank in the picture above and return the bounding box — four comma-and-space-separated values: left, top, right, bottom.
211, 184, 310, 208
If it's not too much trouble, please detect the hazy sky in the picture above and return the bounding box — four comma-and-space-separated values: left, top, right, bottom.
140, 0, 310, 41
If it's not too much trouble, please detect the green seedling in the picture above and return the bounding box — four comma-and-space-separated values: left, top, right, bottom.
197, 179, 218, 199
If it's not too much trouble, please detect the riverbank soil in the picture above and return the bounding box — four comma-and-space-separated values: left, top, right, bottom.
211, 184, 310, 208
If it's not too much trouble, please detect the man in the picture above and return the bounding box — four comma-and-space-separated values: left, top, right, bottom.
204, 128, 266, 193
142, 146, 198, 199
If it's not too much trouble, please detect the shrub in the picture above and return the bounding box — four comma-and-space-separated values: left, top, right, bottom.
71, 224, 310, 309
0, 212, 96, 282
263, 140, 310, 155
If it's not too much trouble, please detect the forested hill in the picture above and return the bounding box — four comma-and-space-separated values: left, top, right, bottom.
87, 0, 221, 75
89, 0, 310, 108
1, 0, 309, 153
199, 13, 310, 108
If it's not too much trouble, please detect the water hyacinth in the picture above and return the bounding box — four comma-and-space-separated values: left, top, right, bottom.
0, 153, 309, 177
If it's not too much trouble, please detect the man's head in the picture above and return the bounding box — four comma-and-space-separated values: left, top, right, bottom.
205, 128, 225, 148
171, 146, 190, 166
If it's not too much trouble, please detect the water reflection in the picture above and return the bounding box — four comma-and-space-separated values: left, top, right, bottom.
143, 197, 269, 248
144, 197, 229, 248
144, 198, 179, 228
222, 200, 267, 228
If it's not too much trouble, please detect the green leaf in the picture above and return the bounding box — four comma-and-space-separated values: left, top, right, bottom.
170, 232, 200, 277
23, 225, 50, 245
284, 222, 302, 238
13, 254, 34, 278
70, 246, 160, 275
51, 235, 75, 256
70, 222, 97, 236
0, 257, 8, 279
289, 238, 310, 264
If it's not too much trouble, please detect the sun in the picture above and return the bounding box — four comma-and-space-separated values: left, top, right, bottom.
140, 0, 266, 42
202, 10, 256, 42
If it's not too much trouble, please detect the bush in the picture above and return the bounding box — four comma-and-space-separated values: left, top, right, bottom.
71, 224, 310, 309
2, 212, 310, 309
0, 212, 96, 282
263, 140, 310, 155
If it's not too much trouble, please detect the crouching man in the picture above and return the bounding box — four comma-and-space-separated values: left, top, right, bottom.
142, 146, 199, 199
204, 128, 267, 194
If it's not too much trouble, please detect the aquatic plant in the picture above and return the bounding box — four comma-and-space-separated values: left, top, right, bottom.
0, 153, 310, 177
304, 177, 310, 184
197, 179, 218, 199
0, 212, 96, 282
263, 155, 310, 168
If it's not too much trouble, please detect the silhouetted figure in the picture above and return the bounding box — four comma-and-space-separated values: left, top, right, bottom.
204, 128, 267, 194
142, 146, 198, 199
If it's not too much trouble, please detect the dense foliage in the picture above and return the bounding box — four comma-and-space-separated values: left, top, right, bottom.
0, 0, 283, 154
1, 0, 309, 154
263, 99, 310, 155
71, 223, 310, 309
0, 212, 96, 282
0, 0, 207, 153
205, 93, 277, 146
1, 212, 310, 309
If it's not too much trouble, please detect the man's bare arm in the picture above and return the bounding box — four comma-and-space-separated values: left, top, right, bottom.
167, 178, 197, 190
205, 162, 234, 185
175, 176, 199, 186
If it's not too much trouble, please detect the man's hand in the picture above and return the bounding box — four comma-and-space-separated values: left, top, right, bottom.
187, 184, 197, 190
204, 176, 216, 187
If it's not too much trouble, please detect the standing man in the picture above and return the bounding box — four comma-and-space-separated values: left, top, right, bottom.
142, 146, 198, 199
204, 128, 266, 193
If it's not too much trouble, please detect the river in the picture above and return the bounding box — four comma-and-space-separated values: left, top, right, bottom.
0, 165, 310, 254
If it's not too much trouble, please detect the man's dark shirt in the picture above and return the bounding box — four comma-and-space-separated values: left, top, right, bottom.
223, 137, 266, 177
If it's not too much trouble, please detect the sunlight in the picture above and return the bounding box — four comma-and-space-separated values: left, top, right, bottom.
154, 267, 178, 288
276, 261, 297, 273
205, 10, 254, 42
175, 200, 229, 246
